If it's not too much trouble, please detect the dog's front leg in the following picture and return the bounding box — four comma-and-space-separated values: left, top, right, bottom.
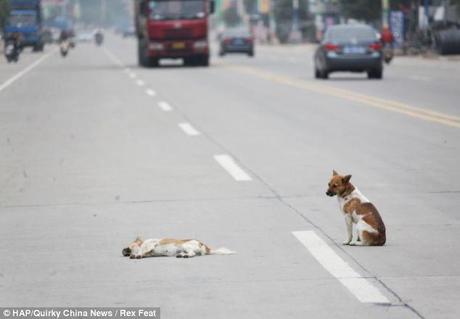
343, 214, 353, 245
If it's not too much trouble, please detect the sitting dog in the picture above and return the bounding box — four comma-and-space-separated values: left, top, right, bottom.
122, 237, 236, 259
326, 170, 386, 246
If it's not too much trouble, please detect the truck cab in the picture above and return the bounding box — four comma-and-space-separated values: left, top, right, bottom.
4, 0, 44, 51
135, 0, 214, 67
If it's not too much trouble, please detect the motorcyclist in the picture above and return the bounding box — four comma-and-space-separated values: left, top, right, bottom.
381, 26, 395, 64
381, 26, 394, 48
58, 29, 71, 43
58, 29, 71, 57
4, 32, 22, 51
94, 29, 104, 45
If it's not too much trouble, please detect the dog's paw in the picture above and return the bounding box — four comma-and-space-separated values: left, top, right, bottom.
349, 241, 363, 246
342, 240, 351, 245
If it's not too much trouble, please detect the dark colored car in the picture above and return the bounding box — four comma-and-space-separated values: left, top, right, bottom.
219, 28, 254, 57
314, 24, 383, 79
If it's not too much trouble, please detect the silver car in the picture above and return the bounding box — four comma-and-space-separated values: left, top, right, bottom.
314, 24, 383, 79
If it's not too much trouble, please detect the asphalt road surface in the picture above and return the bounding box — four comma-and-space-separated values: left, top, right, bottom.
1, 36, 460, 319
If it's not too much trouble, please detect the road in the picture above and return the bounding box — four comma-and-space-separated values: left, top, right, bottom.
1, 36, 459, 319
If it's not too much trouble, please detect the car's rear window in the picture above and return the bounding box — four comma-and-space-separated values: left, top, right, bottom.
224, 29, 250, 37
327, 26, 377, 43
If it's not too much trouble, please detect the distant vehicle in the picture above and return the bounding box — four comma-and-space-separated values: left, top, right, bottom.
219, 28, 254, 57
134, 0, 215, 67
122, 25, 135, 38
94, 30, 104, 46
76, 30, 94, 43
4, 0, 44, 52
314, 24, 383, 80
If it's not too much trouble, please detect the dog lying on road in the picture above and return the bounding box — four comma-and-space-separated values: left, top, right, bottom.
122, 237, 236, 259
326, 170, 386, 246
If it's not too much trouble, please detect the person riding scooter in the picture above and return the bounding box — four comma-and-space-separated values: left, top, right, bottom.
4, 32, 22, 63
59, 29, 71, 57
94, 29, 104, 46
381, 26, 394, 64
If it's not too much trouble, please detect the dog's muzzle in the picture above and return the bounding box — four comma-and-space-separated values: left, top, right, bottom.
122, 247, 131, 257
326, 190, 336, 197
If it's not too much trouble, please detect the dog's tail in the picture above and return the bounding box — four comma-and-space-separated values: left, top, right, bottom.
208, 247, 236, 255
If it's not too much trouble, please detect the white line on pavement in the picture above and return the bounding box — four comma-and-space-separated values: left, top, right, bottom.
103, 48, 124, 67
146, 89, 156, 96
158, 101, 173, 112
292, 231, 390, 304
129, 72, 137, 79
0, 50, 54, 93
178, 122, 201, 136
214, 154, 252, 181
136, 79, 145, 86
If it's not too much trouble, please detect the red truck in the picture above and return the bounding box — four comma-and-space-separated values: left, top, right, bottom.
134, 0, 214, 67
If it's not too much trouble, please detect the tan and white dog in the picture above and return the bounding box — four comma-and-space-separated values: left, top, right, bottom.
122, 237, 236, 259
326, 170, 386, 246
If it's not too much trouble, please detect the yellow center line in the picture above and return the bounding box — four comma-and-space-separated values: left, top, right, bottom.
223, 63, 460, 129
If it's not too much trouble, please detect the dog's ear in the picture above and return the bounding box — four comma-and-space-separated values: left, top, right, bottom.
332, 170, 338, 176
343, 175, 352, 184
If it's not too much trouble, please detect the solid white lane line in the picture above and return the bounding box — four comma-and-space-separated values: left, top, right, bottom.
146, 89, 156, 96
0, 50, 54, 93
178, 122, 201, 136
214, 154, 252, 181
158, 101, 172, 112
136, 79, 145, 86
292, 231, 389, 304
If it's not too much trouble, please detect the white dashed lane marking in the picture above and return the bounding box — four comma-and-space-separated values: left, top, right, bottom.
158, 101, 173, 112
214, 155, 252, 181
146, 89, 156, 96
292, 231, 390, 304
136, 79, 145, 86
178, 122, 201, 136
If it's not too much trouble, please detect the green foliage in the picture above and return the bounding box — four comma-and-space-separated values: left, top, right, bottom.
339, 0, 381, 23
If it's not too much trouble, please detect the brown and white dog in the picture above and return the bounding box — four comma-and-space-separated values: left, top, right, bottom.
122, 237, 236, 259
326, 170, 386, 246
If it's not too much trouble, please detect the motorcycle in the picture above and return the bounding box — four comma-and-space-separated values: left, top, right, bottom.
60, 40, 70, 57
95, 32, 104, 46
4, 41, 20, 63
383, 44, 394, 64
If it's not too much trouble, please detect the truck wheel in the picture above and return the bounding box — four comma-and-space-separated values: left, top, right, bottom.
183, 57, 194, 66
198, 55, 209, 67
148, 58, 159, 68
138, 40, 148, 67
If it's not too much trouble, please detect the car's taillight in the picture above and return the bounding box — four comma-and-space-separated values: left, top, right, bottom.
324, 43, 340, 52
368, 42, 382, 51
223, 38, 231, 45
